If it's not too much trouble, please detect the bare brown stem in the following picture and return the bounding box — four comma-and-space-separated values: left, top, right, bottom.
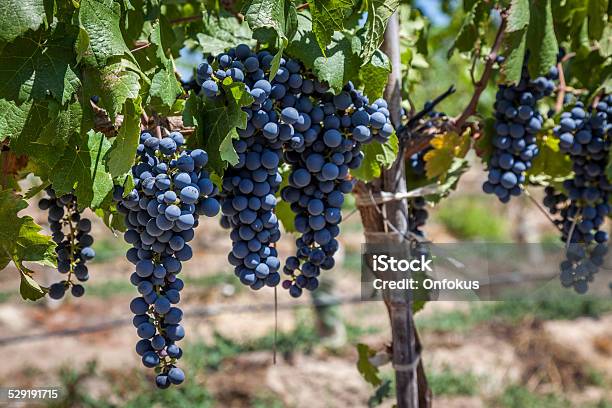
453, 10, 508, 129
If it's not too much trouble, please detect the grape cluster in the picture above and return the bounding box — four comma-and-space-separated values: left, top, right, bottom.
279, 87, 392, 297
548, 98, 612, 292
195, 44, 393, 296
117, 131, 220, 388
38, 188, 95, 299
483, 63, 557, 202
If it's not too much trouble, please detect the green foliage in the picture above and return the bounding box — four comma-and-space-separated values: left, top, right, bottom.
308, 0, 359, 52
435, 195, 511, 241
0, 190, 55, 300
356, 343, 382, 386
427, 367, 479, 396
502, 0, 559, 83
416, 286, 612, 333
496, 385, 571, 408
198, 12, 255, 55
351, 132, 398, 181
187, 78, 253, 177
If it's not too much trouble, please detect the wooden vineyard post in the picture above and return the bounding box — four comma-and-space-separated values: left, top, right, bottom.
355, 11, 430, 408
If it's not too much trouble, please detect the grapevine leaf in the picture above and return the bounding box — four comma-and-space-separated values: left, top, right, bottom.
356, 343, 382, 387
528, 135, 572, 182
8, 99, 81, 176
448, 0, 489, 57
189, 79, 254, 176
24, 180, 49, 199
149, 59, 183, 114
50, 130, 114, 209
307, 0, 358, 53
360, 0, 399, 63
106, 98, 142, 177
79, 0, 132, 66
600, 24, 612, 58
149, 17, 176, 63
506, 0, 530, 32
0, 98, 30, 143
287, 13, 362, 93
474, 117, 495, 163
276, 171, 295, 233
358, 50, 391, 101
367, 379, 393, 407
424, 131, 471, 180
0, 189, 56, 274
197, 12, 255, 56
20, 269, 46, 301
243, 0, 298, 78
0, 0, 46, 43
75, 27, 90, 64
526, 0, 559, 77
587, 0, 608, 40
502, 28, 527, 84
351, 132, 398, 182
182, 91, 200, 128
83, 59, 142, 119
0, 28, 80, 104
425, 158, 470, 204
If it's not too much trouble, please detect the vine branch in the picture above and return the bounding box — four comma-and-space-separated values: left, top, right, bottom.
453, 9, 508, 129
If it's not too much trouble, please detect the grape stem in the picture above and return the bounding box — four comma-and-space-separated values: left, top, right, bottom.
522, 187, 563, 232
554, 59, 568, 113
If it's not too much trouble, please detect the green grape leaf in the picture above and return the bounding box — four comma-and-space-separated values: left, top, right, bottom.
351, 132, 398, 182
367, 379, 393, 407
587, 0, 608, 40
502, 28, 527, 84
182, 91, 200, 128
149, 59, 183, 114
448, 0, 489, 56
106, 98, 142, 178
8, 99, 82, 177
149, 17, 176, 63
83, 59, 142, 119
75, 27, 90, 64
79, 0, 132, 66
358, 50, 391, 101
526, 0, 558, 77
507, 0, 530, 32
307, 0, 358, 52
424, 158, 469, 204
50, 130, 114, 209
287, 13, 362, 93
20, 269, 46, 301
244, 0, 298, 79
197, 12, 255, 56
0, 28, 80, 104
275, 170, 295, 233
0, 98, 30, 143
360, 0, 399, 63
0, 190, 56, 301
528, 133, 572, 182
356, 343, 382, 387
0, 0, 47, 43
189, 78, 254, 177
